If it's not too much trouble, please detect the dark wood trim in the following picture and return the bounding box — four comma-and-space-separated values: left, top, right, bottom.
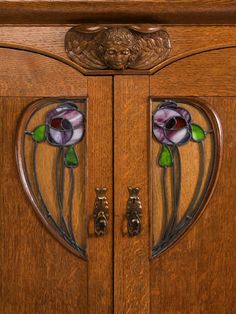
0, 1, 236, 25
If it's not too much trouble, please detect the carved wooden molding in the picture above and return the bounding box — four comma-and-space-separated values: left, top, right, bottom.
65, 24, 171, 74
0, 4, 235, 25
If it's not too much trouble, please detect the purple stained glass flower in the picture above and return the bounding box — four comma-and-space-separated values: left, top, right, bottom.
153, 101, 191, 145
46, 102, 84, 146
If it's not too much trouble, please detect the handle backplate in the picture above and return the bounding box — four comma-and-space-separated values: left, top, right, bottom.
93, 187, 109, 236
126, 187, 142, 236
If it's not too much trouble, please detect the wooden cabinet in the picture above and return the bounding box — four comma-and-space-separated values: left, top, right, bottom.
0, 3, 236, 314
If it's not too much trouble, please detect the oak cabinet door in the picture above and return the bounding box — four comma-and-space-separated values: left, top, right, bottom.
114, 47, 236, 314
0, 48, 113, 314
150, 47, 236, 314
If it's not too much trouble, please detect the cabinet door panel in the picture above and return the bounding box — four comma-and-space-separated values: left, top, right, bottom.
114, 47, 236, 314
150, 48, 236, 314
0, 48, 113, 314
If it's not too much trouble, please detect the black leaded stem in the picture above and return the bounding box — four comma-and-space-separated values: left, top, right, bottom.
160, 166, 169, 242
176, 141, 205, 231
68, 167, 76, 243
33, 141, 49, 217
175, 146, 181, 222
56, 146, 70, 237
61, 146, 65, 211
165, 145, 181, 238
192, 137, 215, 217
33, 142, 63, 233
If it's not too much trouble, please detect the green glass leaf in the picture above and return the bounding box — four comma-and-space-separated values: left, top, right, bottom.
191, 124, 206, 142
65, 145, 79, 168
32, 125, 46, 142
159, 145, 173, 168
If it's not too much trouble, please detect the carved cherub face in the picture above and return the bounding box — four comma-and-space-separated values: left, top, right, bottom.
66, 26, 171, 71
96, 28, 139, 70
103, 43, 131, 70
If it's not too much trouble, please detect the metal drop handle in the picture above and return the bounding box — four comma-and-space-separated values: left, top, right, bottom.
126, 187, 142, 236
93, 187, 109, 236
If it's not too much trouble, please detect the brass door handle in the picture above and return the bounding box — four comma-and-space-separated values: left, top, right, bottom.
93, 187, 109, 236
126, 187, 142, 236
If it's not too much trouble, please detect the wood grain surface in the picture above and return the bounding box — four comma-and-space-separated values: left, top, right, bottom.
150, 48, 236, 314
0, 1, 236, 24
114, 76, 150, 314
0, 48, 86, 96
0, 47, 113, 313
0, 97, 87, 314
2, 26, 236, 76
1, 26, 236, 61
151, 48, 236, 96
0, 19, 236, 314
87, 76, 113, 314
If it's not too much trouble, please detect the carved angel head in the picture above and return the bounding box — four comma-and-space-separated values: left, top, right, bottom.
65, 25, 171, 71
96, 28, 140, 70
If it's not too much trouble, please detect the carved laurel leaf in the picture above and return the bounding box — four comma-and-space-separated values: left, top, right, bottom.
130, 30, 171, 69
65, 28, 106, 69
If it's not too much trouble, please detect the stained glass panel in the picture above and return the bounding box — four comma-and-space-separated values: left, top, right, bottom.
151, 98, 221, 257
17, 98, 87, 258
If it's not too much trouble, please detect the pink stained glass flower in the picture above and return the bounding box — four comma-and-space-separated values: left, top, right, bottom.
46, 102, 84, 146
153, 101, 191, 145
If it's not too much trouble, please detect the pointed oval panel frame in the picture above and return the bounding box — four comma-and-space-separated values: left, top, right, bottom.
150, 97, 223, 258
16, 97, 88, 260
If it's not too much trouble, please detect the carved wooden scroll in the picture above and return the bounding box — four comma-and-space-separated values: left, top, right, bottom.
65, 25, 171, 73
